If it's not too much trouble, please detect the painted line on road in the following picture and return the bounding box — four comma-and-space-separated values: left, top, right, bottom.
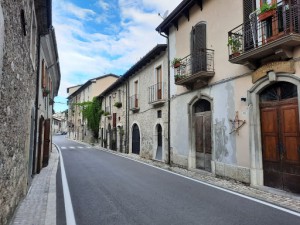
53, 143, 77, 225
61, 147, 67, 149
97, 148, 300, 217
69, 146, 75, 149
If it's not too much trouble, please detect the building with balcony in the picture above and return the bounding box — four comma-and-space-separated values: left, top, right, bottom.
99, 78, 127, 152
156, 0, 300, 194
67, 74, 118, 142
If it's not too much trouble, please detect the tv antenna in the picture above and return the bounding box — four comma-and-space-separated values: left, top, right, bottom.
158, 10, 169, 20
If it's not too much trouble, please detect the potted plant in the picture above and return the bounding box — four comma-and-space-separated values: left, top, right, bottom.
43, 88, 50, 97
104, 111, 110, 116
114, 102, 122, 108
228, 34, 242, 58
171, 58, 181, 68
258, 2, 277, 21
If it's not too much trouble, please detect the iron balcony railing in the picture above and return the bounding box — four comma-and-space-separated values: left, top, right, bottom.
148, 82, 165, 103
174, 49, 214, 82
228, 0, 300, 58
129, 94, 139, 110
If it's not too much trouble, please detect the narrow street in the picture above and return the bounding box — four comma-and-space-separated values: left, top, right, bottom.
54, 136, 300, 225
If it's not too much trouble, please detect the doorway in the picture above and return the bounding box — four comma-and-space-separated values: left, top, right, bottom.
155, 124, 163, 160
132, 124, 140, 154
260, 82, 300, 193
194, 99, 212, 172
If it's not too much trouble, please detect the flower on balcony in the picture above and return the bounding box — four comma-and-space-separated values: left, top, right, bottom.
171, 57, 181, 68
228, 34, 242, 56
259, 2, 276, 14
114, 102, 122, 108
42, 88, 50, 97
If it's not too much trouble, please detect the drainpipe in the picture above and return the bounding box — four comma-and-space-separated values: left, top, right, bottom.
126, 80, 129, 154
33, 35, 42, 175
159, 32, 171, 165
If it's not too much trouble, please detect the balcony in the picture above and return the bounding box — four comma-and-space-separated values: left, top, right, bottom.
129, 94, 139, 112
228, 1, 300, 68
174, 49, 214, 88
148, 82, 166, 106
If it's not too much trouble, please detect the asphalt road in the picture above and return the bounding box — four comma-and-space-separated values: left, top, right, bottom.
53, 136, 300, 225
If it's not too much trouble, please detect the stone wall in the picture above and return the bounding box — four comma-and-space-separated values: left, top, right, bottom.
0, 1, 37, 224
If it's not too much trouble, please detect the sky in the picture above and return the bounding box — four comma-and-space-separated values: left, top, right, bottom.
53, 0, 182, 112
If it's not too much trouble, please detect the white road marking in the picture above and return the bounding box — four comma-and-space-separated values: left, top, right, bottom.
54, 143, 77, 225
78, 147, 83, 149
100, 148, 300, 218
61, 147, 67, 149
69, 147, 75, 149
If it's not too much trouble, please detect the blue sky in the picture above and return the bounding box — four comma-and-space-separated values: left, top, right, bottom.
53, 0, 181, 112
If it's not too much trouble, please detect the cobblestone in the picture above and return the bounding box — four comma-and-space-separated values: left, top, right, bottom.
10, 145, 58, 225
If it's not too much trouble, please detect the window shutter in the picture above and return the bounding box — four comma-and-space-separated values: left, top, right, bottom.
243, 0, 256, 51
191, 22, 207, 73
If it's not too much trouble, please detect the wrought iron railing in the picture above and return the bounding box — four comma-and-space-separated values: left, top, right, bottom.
228, 0, 300, 58
174, 49, 214, 81
129, 94, 139, 110
148, 82, 165, 103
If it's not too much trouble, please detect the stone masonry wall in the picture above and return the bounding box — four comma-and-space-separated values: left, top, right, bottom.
0, 1, 37, 224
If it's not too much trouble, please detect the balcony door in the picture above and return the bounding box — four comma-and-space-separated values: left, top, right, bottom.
191, 22, 206, 73
156, 66, 162, 100
260, 82, 300, 193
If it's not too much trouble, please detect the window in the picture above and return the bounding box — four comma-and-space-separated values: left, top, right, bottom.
41, 60, 47, 88
134, 80, 138, 108
156, 66, 162, 100
157, 110, 162, 118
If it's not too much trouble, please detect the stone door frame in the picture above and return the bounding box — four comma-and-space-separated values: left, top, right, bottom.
248, 73, 300, 187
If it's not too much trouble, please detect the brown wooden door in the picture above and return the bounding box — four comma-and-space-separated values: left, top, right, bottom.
43, 119, 51, 167
261, 97, 300, 193
195, 112, 212, 172
37, 117, 44, 174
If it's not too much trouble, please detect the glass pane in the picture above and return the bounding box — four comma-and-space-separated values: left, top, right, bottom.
194, 99, 211, 113
260, 82, 297, 102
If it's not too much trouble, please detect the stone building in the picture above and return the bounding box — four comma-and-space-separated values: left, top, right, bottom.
99, 45, 169, 162
67, 74, 118, 142
52, 111, 68, 134
127, 45, 169, 162
156, 0, 300, 194
0, 0, 60, 224
99, 78, 127, 152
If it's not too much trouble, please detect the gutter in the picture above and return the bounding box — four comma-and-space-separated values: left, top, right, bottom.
159, 32, 171, 165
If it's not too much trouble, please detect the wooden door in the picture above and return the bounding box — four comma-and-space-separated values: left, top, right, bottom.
132, 124, 140, 154
195, 112, 212, 172
43, 119, 51, 167
37, 117, 44, 174
260, 82, 300, 193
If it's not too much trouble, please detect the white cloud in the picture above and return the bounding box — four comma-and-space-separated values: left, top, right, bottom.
98, 0, 110, 11
52, 0, 181, 110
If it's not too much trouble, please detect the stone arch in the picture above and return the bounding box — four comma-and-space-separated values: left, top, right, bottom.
131, 123, 141, 155
188, 94, 213, 171
248, 73, 300, 187
152, 122, 165, 161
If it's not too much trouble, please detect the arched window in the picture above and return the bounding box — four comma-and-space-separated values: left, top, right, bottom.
194, 99, 211, 113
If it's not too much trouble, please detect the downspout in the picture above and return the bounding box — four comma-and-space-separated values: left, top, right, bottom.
159, 32, 171, 165
126, 80, 129, 154
32, 35, 42, 175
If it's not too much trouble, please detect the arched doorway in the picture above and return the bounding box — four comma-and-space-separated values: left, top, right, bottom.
194, 99, 212, 172
42, 119, 51, 167
107, 123, 111, 149
155, 124, 163, 160
260, 81, 300, 193
132, 124, 140, 154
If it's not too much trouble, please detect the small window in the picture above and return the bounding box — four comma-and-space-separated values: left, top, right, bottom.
157, 110, 162, 118
20, 10, 26, 36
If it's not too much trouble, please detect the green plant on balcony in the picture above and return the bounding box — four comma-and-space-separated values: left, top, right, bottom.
171, 57, 181, 68
228, 34, 242, 56
258, 2, 277, 21
43, 88, 50, 97
104, 111, 110, 116
114, 102, 122, 108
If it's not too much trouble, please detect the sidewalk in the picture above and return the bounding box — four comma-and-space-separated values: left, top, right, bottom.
10, 145, 59, 225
